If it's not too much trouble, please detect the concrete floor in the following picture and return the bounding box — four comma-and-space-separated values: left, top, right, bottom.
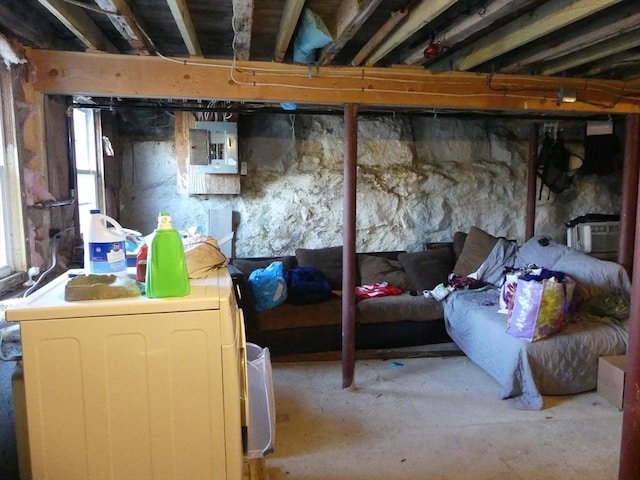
0, 339, 622, 480
266, 356, 623, 480
0, 357, 19, 480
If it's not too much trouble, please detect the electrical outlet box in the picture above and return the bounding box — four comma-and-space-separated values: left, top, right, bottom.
189, 121, 239, 174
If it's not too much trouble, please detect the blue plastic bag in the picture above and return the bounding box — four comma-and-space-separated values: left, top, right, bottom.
284, 266, 331, 305
293, 8, 333, 64
248, 261, 288, 311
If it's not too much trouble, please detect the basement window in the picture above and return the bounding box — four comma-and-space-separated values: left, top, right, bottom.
0, 71, 26, 293
72, 108, 105, 233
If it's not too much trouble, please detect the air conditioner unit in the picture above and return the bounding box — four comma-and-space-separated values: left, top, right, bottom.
566, 214, 619, 256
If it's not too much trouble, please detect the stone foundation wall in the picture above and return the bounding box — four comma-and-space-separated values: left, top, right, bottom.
119, 114, 622, 257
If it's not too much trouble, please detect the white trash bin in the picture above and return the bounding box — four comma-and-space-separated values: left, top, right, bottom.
246, 342, 276, 455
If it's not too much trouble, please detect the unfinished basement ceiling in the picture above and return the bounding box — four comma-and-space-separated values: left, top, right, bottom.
2, 0, 639, 83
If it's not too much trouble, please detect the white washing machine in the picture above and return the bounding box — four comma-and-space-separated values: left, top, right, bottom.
6, 269, 248, 480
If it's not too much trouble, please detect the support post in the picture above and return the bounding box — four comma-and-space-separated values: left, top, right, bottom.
525, 124, 538, 240
618, 114, 640, 277
342, 103, 358, 388
619, 136, 640, 477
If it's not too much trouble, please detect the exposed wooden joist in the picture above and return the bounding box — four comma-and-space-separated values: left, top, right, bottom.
35, 0, 118, 53
351, 9, 407, 67
232, 0, 253, 60
166, 0, 202, 57
621, 68, 640, 83
429, 0, 621, 72
319, 0, 382, 65
502, 7, 640, 73
273, 0, 305, 63
0, 3, 71, 50
402, 0, 536, 66
94, 0, 152, 55
539, 28, 640, 77
578, 51, 640, 79
25, 49, 640, 115
364, 0, 457, 66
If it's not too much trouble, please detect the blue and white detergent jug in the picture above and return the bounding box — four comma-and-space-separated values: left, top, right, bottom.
84, 209, 128, 276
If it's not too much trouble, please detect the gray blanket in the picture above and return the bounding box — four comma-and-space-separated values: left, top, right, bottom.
444, 236, 629, 410
444, 288, 627, 409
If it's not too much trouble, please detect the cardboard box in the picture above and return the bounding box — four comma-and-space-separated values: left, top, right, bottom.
597, 355, 627, 410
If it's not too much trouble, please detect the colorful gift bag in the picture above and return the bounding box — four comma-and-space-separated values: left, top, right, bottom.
498, 265, 541, 313
506, 269, 575, 342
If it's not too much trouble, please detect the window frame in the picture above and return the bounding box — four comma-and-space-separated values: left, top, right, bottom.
72, 107, 105, 233
0, 69, 27, 293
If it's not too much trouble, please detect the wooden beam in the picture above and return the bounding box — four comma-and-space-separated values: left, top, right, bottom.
539, 28, 640, 76
351, 9, 407, 67
94, 0, 152, 55
25, 49, 640, 115
501, 7, 640, 73
166, 0, 202, 57
342, 103, 358, 389
273, 0, 305, 63
365, 0, 457, 66
430, 0, 621, 72
232, 0, 253, 60
402, 0, 536, 66
35, 0, 118, 53
319, 0, 382, 65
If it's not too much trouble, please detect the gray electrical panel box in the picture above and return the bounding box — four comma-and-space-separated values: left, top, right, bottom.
189, 121, 239, 174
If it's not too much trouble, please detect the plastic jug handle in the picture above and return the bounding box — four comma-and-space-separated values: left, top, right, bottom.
97, 214, 126, 235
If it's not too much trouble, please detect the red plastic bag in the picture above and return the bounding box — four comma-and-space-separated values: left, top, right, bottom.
355, 282, 402, 301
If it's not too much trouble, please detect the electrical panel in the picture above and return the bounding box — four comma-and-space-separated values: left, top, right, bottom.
189, 121, 239, 174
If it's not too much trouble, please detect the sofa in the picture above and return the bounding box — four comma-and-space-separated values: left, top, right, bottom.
443, 230, 630, 409
228, 238, 476, 356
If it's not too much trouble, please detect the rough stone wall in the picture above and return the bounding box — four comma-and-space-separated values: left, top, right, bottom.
119, 114, 622, 257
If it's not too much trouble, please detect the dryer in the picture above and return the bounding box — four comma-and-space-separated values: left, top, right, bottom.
7, 269, 248, 480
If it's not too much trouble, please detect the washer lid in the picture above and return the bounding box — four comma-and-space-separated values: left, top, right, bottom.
5, 269, 229, 322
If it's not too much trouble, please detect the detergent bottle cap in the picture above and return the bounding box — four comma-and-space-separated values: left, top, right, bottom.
157, 212, 173, 230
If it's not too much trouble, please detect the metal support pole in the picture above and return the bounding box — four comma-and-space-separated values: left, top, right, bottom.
618, 114, 640, 277
342, 103, 358, 388
526, 124, 538, 240
619, 117, 640, 477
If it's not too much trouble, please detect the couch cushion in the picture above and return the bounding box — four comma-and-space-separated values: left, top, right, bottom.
551, 249, 631, 298
515, 236, 571, 268
453, 231, 467, 260
296, 246, 343, 289
357, 293, 444, 324
453, 226, 499, 277
398, 248, 454, 292
231, 256, 297, 277
358, 254, 413, 291
256, 296, 342, 330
